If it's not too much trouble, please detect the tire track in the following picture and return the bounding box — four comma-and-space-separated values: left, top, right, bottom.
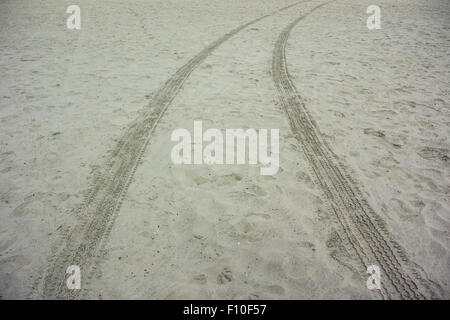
38, 1, 309, 299
272, 1, 441, 299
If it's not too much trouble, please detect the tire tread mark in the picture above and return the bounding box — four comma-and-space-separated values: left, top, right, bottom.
37, 1, 308, 299
272, 1, 441, 300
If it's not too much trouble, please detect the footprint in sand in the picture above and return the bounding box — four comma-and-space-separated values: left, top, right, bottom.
193, 176, 209, 186
417, 147, 449, 162
390, 198, 418, 221
363, 128, 385, 138
232, 213, 271, 242
215, 173, 242, 186
217, 267, 233, 284
12, 192, 70, 217
193, 173, 242, 186
192, 274, 207, 285
229, 185, 267, 201
0, 236, 16, 253
422, 201, 450, 249
265, 284, 285, 296
295, 170, 315, 188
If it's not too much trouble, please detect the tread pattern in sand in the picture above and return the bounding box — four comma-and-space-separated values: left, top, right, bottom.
271, 1, 440, 299
39, 1, 308, 299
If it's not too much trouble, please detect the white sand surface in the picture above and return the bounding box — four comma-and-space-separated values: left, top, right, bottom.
0, 0, 448, 299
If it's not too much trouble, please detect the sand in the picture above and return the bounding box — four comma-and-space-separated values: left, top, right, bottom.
0, 0, 448, 299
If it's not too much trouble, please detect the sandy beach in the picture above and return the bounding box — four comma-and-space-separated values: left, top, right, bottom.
0, 0, 449, 299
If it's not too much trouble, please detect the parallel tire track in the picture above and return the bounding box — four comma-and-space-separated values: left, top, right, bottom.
39, 1, 308, 299
272, 1, 440, 299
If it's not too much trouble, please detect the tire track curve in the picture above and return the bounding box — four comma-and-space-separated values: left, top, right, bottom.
272, 1, 441, 299
38, 1, 309, 299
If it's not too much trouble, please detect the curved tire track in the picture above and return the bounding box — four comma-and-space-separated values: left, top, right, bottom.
272, 1, 441, 299
38, 1, 310, 299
